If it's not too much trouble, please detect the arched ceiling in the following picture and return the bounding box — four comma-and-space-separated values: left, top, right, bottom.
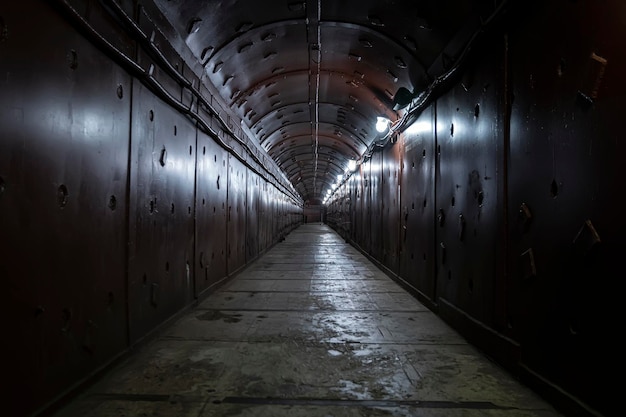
153, 0, 501, 204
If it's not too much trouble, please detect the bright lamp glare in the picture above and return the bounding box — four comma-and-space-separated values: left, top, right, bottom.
331, 184, 337, 189
376, 116, 390, 133
347, 160, 357, 172
337, 174, 343, 181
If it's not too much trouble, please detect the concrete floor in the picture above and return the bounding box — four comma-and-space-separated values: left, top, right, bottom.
52, 224, 564, 417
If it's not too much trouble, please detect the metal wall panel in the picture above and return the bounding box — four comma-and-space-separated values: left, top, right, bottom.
246, 169, 260, 261
348, 175, 357, 242
127, 83, 196, 343
507, 2, 624, 414
1, 2, 130, 415
368, 152, 383, 261
195, 132, 228, 295
227, 155, 247, 274
356, 159, 372, 254
381, 143, 401, 274
1, 2, 303, 416
434, 43, 503, 324
258, 180, 269, 253
398, 108, 436, 301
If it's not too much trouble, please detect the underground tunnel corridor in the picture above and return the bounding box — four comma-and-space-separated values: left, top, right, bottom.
49, 224, 564, 417
1, 0, 623, 416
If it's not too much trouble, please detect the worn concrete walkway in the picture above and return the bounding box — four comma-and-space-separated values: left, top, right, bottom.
53, 224, 563, 417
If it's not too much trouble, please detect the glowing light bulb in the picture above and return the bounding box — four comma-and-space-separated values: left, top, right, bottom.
376, 116, 390, 133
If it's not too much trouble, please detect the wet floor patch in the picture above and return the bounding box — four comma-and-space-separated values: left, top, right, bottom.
197, 310, 243, 323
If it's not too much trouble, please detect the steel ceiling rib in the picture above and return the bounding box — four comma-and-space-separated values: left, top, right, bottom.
283, 159, 347, 181
262, 121, 370, 151
272, 144, 358, 170
318, 20, 430, 76
202, 18, 305, 64
267, 134, 363, 161
231, 69, 310, 108
255, 100, 378, 145
282, 157, 347, 179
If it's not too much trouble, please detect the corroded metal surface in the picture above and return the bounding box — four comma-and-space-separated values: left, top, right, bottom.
127, 82, 197, 343
398, 107, 436, 301
1, 2, 131, 414
195, 131, 229, 295
434, 39, 503, 326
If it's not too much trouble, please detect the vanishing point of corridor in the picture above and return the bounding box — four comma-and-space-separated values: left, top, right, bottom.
52, 225, 562, 417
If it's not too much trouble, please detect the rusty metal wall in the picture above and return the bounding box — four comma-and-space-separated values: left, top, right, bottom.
258, 180, 270, 253
1, 1, 303, 415
246, 170, 259, 261
434, 42, 504, 327
356, 159, 372, 254
195, 131, 229, 295
127, 82, 197, 343
331, 2, 623, 415
227, 156, 247, 274
398, 107, 436, 302
506, 1, 624, 415
381, 142, 401, 274
1, 2, 131, 415
368, 152, 383, 260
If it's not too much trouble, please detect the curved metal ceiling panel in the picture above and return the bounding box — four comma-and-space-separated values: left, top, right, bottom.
153, 0, 496, 204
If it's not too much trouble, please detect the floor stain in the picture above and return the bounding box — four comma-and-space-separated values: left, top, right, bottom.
197, 310, 242, 323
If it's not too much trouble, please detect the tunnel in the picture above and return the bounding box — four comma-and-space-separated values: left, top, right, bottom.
1, 0, 622, 416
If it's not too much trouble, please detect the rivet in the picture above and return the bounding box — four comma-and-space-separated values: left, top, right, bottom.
159, 147, 167, 166
394, 56, 407, 68
262, 32, 277, 41
238, 42, 253, 53
116, 84, 124, 99
67, 49, 78, 70
200, 46, 214, 61
404, 35, 418, 51
550, 179, 559, 198
0, 16, 7, 42
108, 195, 117, 211
458, 214, 466, 241
367, 14, 384, 26
57, 184, 69, 208
187, 17, 202, 34
235, 21, 253, 32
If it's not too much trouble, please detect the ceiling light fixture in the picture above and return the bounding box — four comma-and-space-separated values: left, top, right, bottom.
376, 116, 390, 133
